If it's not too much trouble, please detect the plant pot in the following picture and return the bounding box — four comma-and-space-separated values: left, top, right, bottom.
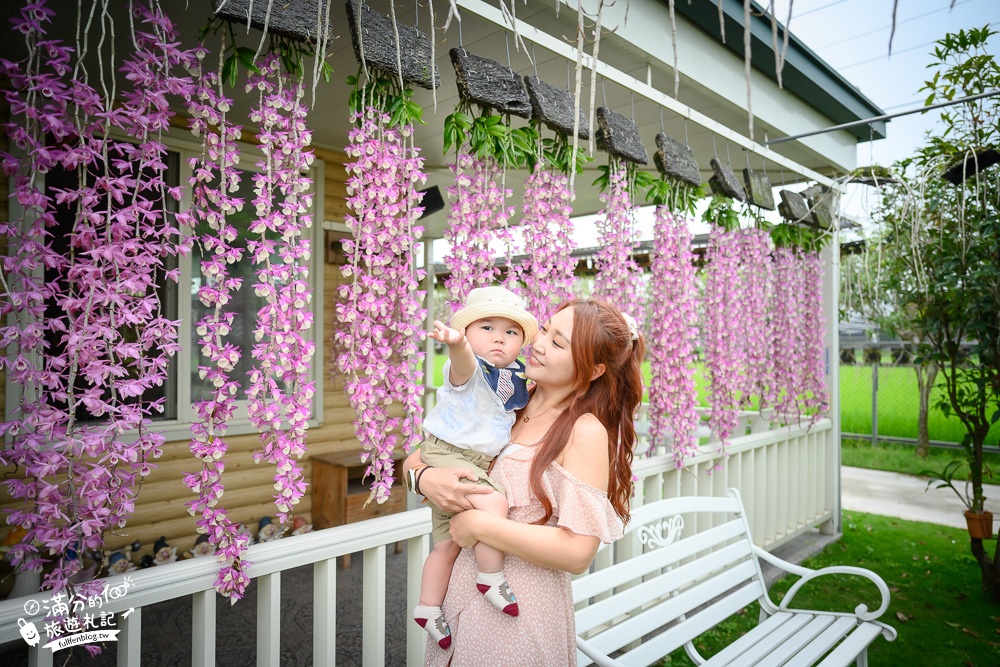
964, 510, 994, 539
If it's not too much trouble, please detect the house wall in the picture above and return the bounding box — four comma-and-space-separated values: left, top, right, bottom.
0, 144, 397, 559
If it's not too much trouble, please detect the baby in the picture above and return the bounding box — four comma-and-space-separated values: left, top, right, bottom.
408, 286, 536, 649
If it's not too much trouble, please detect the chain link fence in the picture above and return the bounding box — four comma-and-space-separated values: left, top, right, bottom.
839, 341, 1000, 449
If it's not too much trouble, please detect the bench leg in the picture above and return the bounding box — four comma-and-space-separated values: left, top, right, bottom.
856, 650, 868, 667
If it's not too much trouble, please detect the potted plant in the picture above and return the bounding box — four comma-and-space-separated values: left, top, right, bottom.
920, 459, 993, 539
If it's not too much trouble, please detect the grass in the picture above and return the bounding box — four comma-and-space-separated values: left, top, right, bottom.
841, 438, 1000, 483
661, 512, 1000, 666
839, 364, 1000, 446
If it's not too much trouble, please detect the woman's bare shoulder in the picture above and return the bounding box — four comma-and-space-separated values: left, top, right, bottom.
560, 413, 610, 490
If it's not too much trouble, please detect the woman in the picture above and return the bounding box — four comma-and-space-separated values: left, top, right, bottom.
405, 299, 645, 666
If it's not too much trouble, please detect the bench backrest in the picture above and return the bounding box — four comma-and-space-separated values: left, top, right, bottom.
573, 488, 767, 666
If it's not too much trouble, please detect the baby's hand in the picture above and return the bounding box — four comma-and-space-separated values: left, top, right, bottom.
429, 320, 466, 347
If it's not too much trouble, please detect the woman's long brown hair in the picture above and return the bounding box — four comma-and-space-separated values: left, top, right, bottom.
524, 300, 645, 526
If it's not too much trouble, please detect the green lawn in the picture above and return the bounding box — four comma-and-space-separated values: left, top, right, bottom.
430, 355, 1000, 445
839, 364, 1000, 445
661, 512, 1000, 666
841, 438, 1000, 482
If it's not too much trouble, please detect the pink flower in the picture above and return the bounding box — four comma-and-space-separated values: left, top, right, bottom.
442, 154, 512, 312
647, 207, 699, 464
0, 0, 195, 595
594, 162, 645, 321
509, 170, 576, 324
337, 106, 427, 503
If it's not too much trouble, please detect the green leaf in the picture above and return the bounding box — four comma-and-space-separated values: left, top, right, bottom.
236, 46, 258, 70
222, 55, 238, 89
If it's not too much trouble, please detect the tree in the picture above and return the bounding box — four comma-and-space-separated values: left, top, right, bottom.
840, 207, 939, 458
877, 26, 1000, 600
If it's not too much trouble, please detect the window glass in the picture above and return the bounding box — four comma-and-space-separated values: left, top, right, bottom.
189, 171, 289, 402
43, 145, 179, 422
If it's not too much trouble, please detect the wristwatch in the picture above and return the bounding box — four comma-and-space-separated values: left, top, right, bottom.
406, 465, 427, 494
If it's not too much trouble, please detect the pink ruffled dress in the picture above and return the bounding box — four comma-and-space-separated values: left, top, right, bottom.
424, 444, 624, 666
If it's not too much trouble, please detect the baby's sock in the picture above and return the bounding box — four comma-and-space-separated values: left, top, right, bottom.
413, 604, 451, 650
475, 571, 519, 617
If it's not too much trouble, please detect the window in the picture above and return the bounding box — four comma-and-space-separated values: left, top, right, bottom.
19, 132, 324, 442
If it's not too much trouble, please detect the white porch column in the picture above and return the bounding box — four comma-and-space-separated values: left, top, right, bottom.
820, 234, 842, 535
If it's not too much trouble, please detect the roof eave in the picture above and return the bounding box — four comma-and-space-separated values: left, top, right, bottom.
671, 0, 887, 141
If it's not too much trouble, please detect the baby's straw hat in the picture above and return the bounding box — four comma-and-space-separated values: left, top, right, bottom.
450, 287, 538, 344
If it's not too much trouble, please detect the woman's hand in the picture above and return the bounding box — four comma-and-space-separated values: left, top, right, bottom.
418, 466, 493, 513
449, 509, 487, 548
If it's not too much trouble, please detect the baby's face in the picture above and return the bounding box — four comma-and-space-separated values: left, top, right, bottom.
464, 317, 525, 367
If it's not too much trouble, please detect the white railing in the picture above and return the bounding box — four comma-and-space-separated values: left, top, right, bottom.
0, 413, 835, 666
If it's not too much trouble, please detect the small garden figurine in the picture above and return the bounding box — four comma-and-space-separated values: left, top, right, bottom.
107, 551, 136, 575
235, 523, 255, 546
256, 516, 281, 543
189, 534, 216, 558
152, 536, 177, 566
291, 516, 312, 536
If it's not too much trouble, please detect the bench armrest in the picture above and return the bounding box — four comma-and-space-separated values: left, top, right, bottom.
576, 635, 627, 667
752, 544, 891, 622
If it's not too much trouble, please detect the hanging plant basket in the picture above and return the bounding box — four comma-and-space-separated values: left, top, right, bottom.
964, 510, 994, 540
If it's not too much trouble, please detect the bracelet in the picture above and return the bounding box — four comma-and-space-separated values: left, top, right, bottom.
415, 465, 433, 496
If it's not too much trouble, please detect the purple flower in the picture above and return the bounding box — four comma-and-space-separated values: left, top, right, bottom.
337, 105, 427, 503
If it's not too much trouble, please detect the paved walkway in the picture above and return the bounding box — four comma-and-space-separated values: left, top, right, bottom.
841, 465, 1000, 530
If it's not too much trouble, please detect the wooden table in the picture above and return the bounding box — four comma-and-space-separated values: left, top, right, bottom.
311, 449, 409, 567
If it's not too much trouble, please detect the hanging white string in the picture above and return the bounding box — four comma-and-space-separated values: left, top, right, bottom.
389, 1, 406, 95
429, 0, 438, 112
668, 0, 679, 98
442, 0, 461, 32
586, 0, 605, 156
569, 0, 587, 195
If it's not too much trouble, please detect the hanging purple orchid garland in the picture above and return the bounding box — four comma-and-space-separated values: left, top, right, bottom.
337, 74, 427, 504
440, 102, 537, 312
801, 250, 829, 419
593, 160, 645, 321
739, 228, 774, 408
246, 55, 316, 525
647, 205, 699, 463
703, 224, 745, 452
0, 1, 194, 595
511, 169, 576, 324
768, 246, 796, 417
442, 153, 513, 312
768, 244, 827, 423
783, 248, 829, 421
180, 43, 253, 603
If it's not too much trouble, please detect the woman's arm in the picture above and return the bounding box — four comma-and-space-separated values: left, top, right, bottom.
449, 510, 600, 575
402, 449, 492, 512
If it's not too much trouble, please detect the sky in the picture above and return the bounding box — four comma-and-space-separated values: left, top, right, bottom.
773, 0, 999, 168
433, 0, 1000, 259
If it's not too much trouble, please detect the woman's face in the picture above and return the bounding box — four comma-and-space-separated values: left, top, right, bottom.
526, 306, 575, 387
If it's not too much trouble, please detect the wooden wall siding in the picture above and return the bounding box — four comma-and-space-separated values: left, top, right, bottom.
0, 147, 403, 558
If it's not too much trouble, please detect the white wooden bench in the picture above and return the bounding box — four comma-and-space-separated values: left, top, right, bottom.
573, 488, 896, 667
